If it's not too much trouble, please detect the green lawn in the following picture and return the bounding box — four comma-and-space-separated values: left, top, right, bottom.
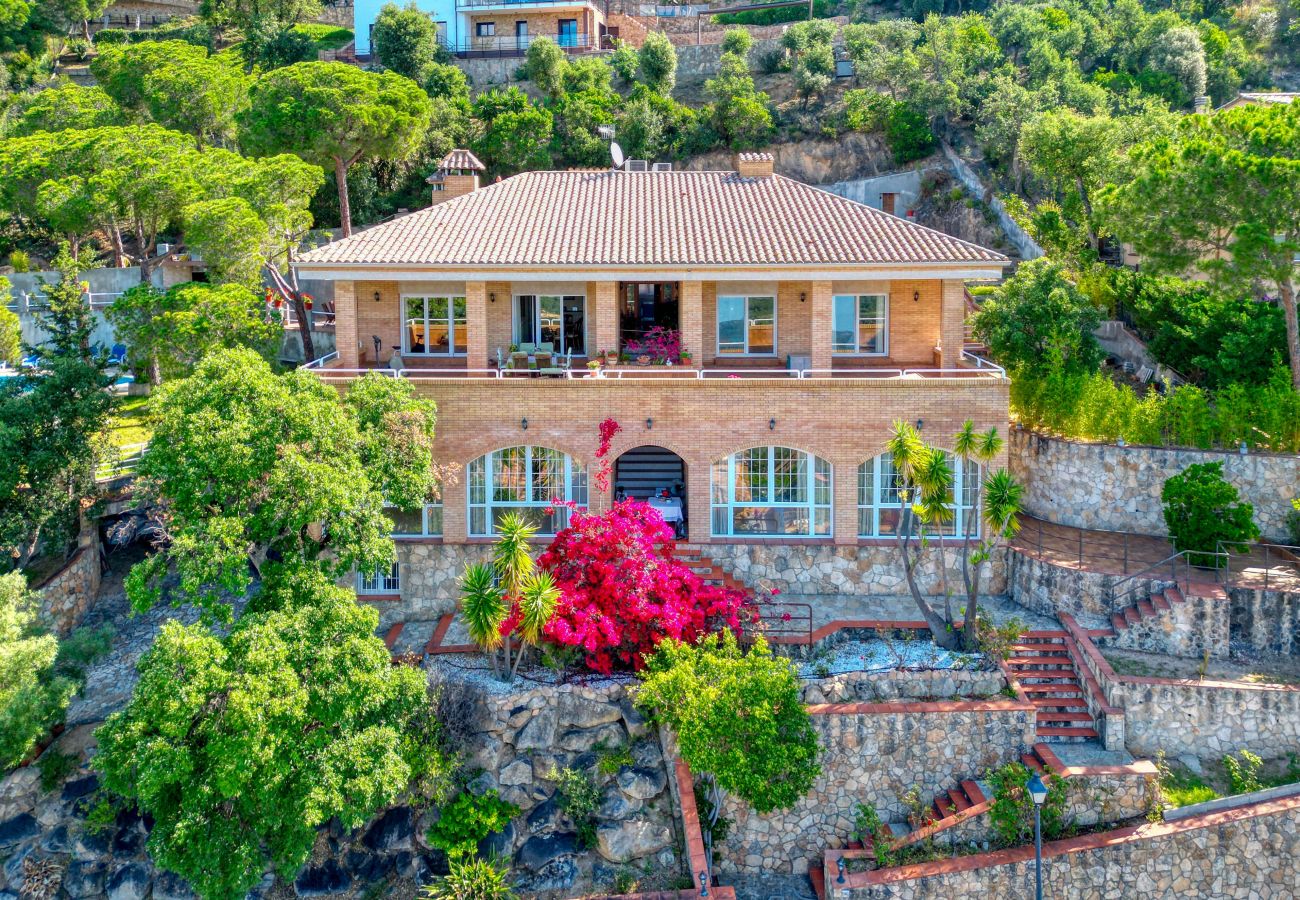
107, 394, 153, 450
292, 24, 354, 52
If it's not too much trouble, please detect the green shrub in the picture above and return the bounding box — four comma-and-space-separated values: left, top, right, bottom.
852, 802, 897, 867
421, 854, 516, 900
1162, 462, 1259, 565
8, 250, 30, 273
884, 102, 936, 164
714, 0, 834, 25
1, 572, 77, 772
1223, 750, 1263, 795
549, 766, 600, 848
842, 89, 892, 132
721, 27, 753, 57
1286, 500, 1300, 547
37, 749, 77, 791
94, 28, 131, 45
974, 258, 1104, 377
427, 790, 520, 860
987, 762, 1067, 846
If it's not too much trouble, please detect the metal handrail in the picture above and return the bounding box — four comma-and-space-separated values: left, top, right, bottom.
1215, 539, 1300, 594
961, 349, 1006, 377
300, 350, 340, 369
746, 600, 814, 646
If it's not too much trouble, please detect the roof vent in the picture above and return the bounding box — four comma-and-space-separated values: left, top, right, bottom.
626, 159, 648, 172
652, 162, 672, 172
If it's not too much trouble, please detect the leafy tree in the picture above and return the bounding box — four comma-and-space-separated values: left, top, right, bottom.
1145, 24, 1206, 104
1018, 110, 1120, 248
524, 35, 568, 99
636, 631, 821, 814
721, 26, 752, 58
0, 283, 18, 366
95, 564, 449, 900
89, 40, 209, 111
183, 197, 267, 286
142, 51, 249, 149
638, 31, 677, 96
703, 51, 773, 150
470, 87, 552, 176
549, 88, 617, 168
1161, 462, 1259, 565
106, 282, 281, 383
0, 246, 114, 569
618, 94, 665, 160
125, 348, 437, 620
241, 61, 433, 235
0, 571, 71, 770
842, 19, 924, 101
884, 100, 935, 163
199, 0, 321, 40
609, 38, 639, 83
238, 18, 315, 70
972, 257, 1104, 376
425, 61, 469, 102
7, 83, 126, 136
372, 1, 440, 82
1099, 101, 1300, 389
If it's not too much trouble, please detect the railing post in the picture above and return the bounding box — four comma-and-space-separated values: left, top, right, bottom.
1078, 529, 1084, 568
1123, 533, 1129, 574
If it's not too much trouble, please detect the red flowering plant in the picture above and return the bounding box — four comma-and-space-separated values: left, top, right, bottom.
538, 500, 755, 674
594, 417, 621, 494
622, 327, 683, 364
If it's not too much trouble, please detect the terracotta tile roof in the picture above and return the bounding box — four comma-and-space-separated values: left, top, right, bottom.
439, 148, 485, 171
298, 169, 1008, 268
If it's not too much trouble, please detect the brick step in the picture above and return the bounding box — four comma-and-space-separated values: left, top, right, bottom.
1137, 599, 1156, 617
1022, 630, 1068, 639
808, 863, 825, 900
1029, 696, 1089, 709
1036, 711, 1095, 724
947, 788, 971, 812
960, 780, 986, 805
1038, 725, 1100, 740
1153, 593, 1171, 611
1010, 642, 1074, 653
1020, 753, 1045, 773
1006, 655, 1073, 667
1110, 612, 1129, 632
1017, 684, 1083, 696
1123, 606, 1141, 625
934, 795, 953, 819
1166, 586, 1185, 604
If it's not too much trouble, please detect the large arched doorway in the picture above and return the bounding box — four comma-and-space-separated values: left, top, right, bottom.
614, 445, 688, 538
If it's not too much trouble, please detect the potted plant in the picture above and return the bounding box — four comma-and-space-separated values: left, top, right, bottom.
679, 349, 693, 365
604, 348, 619, 365
586, 359, 602, 377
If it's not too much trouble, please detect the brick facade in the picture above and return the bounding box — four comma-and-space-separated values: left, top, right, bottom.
467, 6, 601, 46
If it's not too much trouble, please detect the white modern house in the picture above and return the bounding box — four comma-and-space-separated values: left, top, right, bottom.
354, 0, 607, 57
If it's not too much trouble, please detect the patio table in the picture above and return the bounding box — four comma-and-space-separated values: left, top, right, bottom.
648, 496, 683, 525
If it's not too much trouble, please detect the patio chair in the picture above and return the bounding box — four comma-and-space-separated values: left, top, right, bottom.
109, 343, 128, 367
536, 342, 555, 354
538, 351, 569, 378
518, 343, 537, 355
533, 350, 554, 372
20, 352, 40, 368
509, 351, 530, 372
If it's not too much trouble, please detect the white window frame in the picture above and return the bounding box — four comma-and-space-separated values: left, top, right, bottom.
402, 295, 467, 356
857, 452, 980, 539
716, 295, 778, 357
387, 502, 444, 538
512, 294, 587, 356
356, 561, 400, 594
710, 447, 832, 538
468, 446, 588, 538
832, 293, 889, 356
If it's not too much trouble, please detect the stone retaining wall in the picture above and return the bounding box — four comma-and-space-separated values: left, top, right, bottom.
799, 667, 1005, 705
439, 670, 680, 896
34, 537, 101, 637
1009, 429, 1299, 542
840, 790, 1300, 898
718, 699, 1035, 876
1229, 587, 1300, 656
701, 543, 1007, 598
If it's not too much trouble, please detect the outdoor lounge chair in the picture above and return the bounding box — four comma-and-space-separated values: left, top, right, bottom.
109, 343, 128, 367
538, 351, 570, 378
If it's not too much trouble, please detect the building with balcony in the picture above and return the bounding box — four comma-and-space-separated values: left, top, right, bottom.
353, 0, 607, 57
295, 150, 1010, 608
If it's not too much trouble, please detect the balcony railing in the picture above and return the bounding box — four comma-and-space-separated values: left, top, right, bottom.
457, 0, 593, 7
303, 363, 1008, 381
440, 31, 596, 57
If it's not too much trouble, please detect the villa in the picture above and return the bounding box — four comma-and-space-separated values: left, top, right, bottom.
295, 150, 1010, 599
352, 0, 612, 57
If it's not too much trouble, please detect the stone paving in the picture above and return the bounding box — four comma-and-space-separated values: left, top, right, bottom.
719, 871, 818, 900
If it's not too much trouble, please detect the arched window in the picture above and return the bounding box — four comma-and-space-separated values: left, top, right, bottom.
858, 452, 980, 539
710, 447, 831, 537
467, 446, 587, 537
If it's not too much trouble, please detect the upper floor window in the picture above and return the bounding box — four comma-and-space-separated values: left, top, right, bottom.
357, 561, 400, 595
717, 295, 776, 356
476, 21, 494, 36
468, 446, 587, 537
832, 294, 888, 355
386, 502, 443, 538
404, 296, 466, 356
858, 452, 980, 539
514, 295, 586, 356
711, 447, 831, 537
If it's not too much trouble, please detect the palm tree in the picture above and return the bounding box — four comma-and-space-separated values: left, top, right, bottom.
460, 562, 506, 676
887, 420, 961, 650
954, 422, 1021, 651
493, 512, 538, 674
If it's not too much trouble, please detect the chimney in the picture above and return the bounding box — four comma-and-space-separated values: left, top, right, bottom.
427, 149, 486, 204
1193, 95, 1211, 114
735, 151, 775, 179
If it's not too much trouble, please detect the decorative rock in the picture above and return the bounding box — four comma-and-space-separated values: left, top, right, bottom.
362, 807, 413, 852
499, 759, 533, 787
294, 859, 351, 897
514, 710, 558, 750
344, 850, 393, 883
106, 862, 152, 900
557, 722, 625, 753
73, 824, 112, 857
476, 820, 515, 859
111, 822, 145, 856
516, 833, 579, 872
516, 858, 577, 894
620, 699, 651, 740
558, 695, 623, 729
595, 818, 672, 863
60, 860, 106, 899
597, 786, 641, 821
0, 813, 38, 848
41, 824, 71, 853
61, 774, 99, 803
616, 766, 667, 801
526, 797, 563, 834
153, 870, 197, 900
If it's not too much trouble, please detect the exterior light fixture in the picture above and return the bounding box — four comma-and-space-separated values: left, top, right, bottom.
913, 290, 920, 302
521, 418, 528, 430
1239, 441, 1248, 455
1028, 772, 1048, 900
489, 292, 496, 303
836, 857, 846, 884
916, 418, 923, 430
373, 290, 381, 303
698, 871, 709, 897
769, 418, 776, 431
800, 292, 806, 303
645, 417, 653, 430
1116, 436, 1126, 447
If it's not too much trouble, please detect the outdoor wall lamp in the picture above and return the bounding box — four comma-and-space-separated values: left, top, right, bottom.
489, 292, 496, 303
913, 290, 920, 303
698, 871, 709, 897
799, 292, 806, 303
836, 857, 846, 884
1239, 440, 1249, 455
769, 418, 776, 431
916, 418, 923, 430
373, 290, 381, 303
521, 418, 528, 431
645, 417, 653, 430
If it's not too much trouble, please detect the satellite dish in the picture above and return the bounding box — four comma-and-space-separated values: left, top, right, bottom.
611, 141, 625, 170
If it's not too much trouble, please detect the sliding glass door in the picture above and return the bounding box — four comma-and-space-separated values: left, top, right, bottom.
515, 295, 586, 355
403, 296, 466, 355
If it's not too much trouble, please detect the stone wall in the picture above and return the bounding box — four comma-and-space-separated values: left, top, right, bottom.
1009, 429, 1300, 543
718, 699, 1035, 876
441, 669, 681, 896
800, 667, 1005, 705
701, 543, 1008, 598
841, 790, 1300, 898
1228, 587, 1300, 657
34, 538, 101, 637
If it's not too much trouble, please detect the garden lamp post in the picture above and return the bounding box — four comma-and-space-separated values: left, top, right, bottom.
1028, 772, 1048, 900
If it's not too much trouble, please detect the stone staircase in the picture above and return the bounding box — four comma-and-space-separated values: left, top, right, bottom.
931, 777, 989, 822
1006, 630, 1100, 743
1102, 585, 1183, 638
673, 546, 753, 594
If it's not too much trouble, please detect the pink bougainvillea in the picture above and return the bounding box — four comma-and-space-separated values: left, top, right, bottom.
622, 327, 684, 364
593, 418, 621, 494
538, 499, 754, 674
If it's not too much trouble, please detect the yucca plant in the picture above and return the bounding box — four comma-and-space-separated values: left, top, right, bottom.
460, 563, 506, 676
421, 854, 516, 900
